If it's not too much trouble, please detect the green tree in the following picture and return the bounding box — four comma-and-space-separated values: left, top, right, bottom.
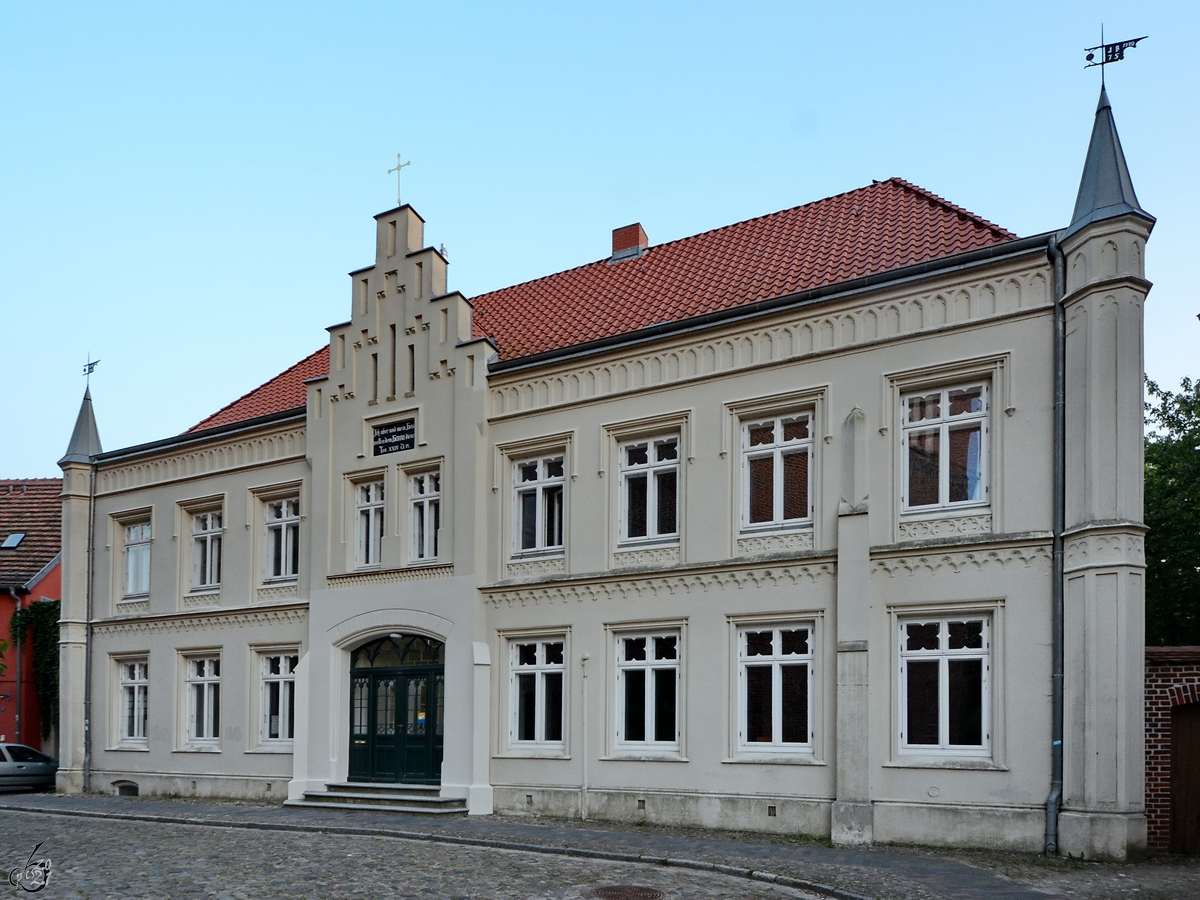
1144, 376, 1200, 646
0, 636, 7, 676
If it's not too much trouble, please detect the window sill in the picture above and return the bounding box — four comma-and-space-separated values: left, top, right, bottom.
496, 749, 569, 760
600, 753, 687, 762
261, 577, 298, 586
188, 587, 221, 595
723, 754, 824, 766
173, 745, 221, 753
119, 594, 149, 602
885, 757, 1005, 771
509, 551, 565, 562
738, 523, 813, 535
245, 746, 294, 755
616, 538, 679, 550
106, 744, 149, 752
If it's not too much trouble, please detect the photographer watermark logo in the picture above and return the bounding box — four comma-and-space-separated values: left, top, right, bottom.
7, 841, 51, 893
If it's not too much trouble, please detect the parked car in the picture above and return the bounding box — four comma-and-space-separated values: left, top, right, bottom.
0, 744, 57, 790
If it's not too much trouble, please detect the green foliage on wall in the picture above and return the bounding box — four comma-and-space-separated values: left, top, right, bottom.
1144, 377, 1200, 646
0, 636, 7, 677
10, 600, 60, 739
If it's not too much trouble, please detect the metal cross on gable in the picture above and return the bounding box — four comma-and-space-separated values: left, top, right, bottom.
1084, 26, 1148, 85
388, 153, 411, 206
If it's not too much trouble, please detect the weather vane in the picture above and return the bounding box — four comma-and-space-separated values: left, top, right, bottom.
82, 353, 101, 386
1085, 27, 1147, 85
388, 153, 411, 206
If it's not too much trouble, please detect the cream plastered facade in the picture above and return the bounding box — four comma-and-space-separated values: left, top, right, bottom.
58, 189, 1151, 859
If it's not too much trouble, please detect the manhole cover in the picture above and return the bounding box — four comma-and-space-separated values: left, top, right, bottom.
591, 889, 665, 900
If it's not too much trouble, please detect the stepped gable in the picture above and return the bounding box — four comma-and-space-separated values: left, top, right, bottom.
189, 178, 1015, 429
0, 479, 63, 584
471, 177, 1016, 360
188, 346, 330, 433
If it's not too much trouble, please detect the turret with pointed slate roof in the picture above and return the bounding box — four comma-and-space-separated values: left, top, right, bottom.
1057, 85, 1154, 861
58, 388, 103, 466
56, 388, 103, 791
1063, 87, 1155, 241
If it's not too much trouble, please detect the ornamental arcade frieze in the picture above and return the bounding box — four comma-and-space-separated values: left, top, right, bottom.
488, 267, 1050, 418
95, 426, 307, 495
483, 560, 837, 608
92, 604, 308, 637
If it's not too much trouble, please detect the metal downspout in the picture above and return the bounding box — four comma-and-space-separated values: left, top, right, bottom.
1045, 235, 1066, 855
14, 592, 22, 745
82, 459, 97, 792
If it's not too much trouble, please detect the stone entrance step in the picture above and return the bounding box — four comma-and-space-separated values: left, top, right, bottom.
285, 781, 467, 816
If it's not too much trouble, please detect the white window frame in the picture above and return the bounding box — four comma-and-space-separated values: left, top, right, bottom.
259, 651, 299, 744
900, 382, 989, 513
614, 628, 681, 753
409, 471, 441, 563
507, 635, 567, 754
355, 479, 385, 568
190, 511, 222, 591
897, 615, 991, 757
264, 497, 300, 582
512, 455, 565, 556
737, 623, 814, 753
118, 658, 149, 744
186, 656, 221, 744
617, 434, 680, 545
739, 413, 814, 532
123, 520, 152, 598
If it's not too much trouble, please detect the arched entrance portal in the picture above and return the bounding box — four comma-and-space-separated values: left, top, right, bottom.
348, 634, 444, 784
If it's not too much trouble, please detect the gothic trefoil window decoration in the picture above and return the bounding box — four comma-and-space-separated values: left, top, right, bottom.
741, 415, 812, 530
191, 512, 222, 590
265, 498, 300, 581
409, 472, 440, 562
901, 384, 988, 512
356, 481, 385, 568
514, 456, 564, 555
619, 437, 679, 544
898, 616, 990, 755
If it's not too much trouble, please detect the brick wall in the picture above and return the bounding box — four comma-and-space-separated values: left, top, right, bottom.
1145, 646, 1200, 851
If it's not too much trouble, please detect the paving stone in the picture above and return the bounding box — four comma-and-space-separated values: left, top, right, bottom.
1, 793, 1196, 900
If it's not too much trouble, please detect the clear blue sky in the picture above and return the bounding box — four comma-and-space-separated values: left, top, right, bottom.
3, 1, 1195, 478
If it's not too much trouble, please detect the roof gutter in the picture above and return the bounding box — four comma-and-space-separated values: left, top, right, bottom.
489, 232, 1054, 375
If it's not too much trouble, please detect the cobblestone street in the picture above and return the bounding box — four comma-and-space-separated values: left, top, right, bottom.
2, 795, 1198, 900
0, 809, 817, 900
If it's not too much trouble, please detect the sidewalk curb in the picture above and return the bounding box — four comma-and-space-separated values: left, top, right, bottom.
0, 801, 871, 899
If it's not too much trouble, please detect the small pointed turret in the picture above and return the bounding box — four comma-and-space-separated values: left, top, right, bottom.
1063, 86, 1155, 240
58, 388, 103, 465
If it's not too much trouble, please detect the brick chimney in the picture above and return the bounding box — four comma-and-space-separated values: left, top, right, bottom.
610, 223, 648, 263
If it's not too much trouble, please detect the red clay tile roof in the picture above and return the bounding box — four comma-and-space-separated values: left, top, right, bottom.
191, 178, 1014, 429
471, 178, 1015, 359
188, 346, 329, 433
0, 479, 62, 585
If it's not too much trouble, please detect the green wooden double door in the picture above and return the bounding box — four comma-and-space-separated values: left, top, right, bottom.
348, 635, 445, 784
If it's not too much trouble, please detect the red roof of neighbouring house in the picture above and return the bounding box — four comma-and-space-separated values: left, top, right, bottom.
0, 480, 62, 585
188, 346, 330, 433
188, 178, 1015, 430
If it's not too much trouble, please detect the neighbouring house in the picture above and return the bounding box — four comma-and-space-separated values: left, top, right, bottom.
0, 478, 63, 754
1145, 646, 1200, 853
56, 87, 1153, 860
